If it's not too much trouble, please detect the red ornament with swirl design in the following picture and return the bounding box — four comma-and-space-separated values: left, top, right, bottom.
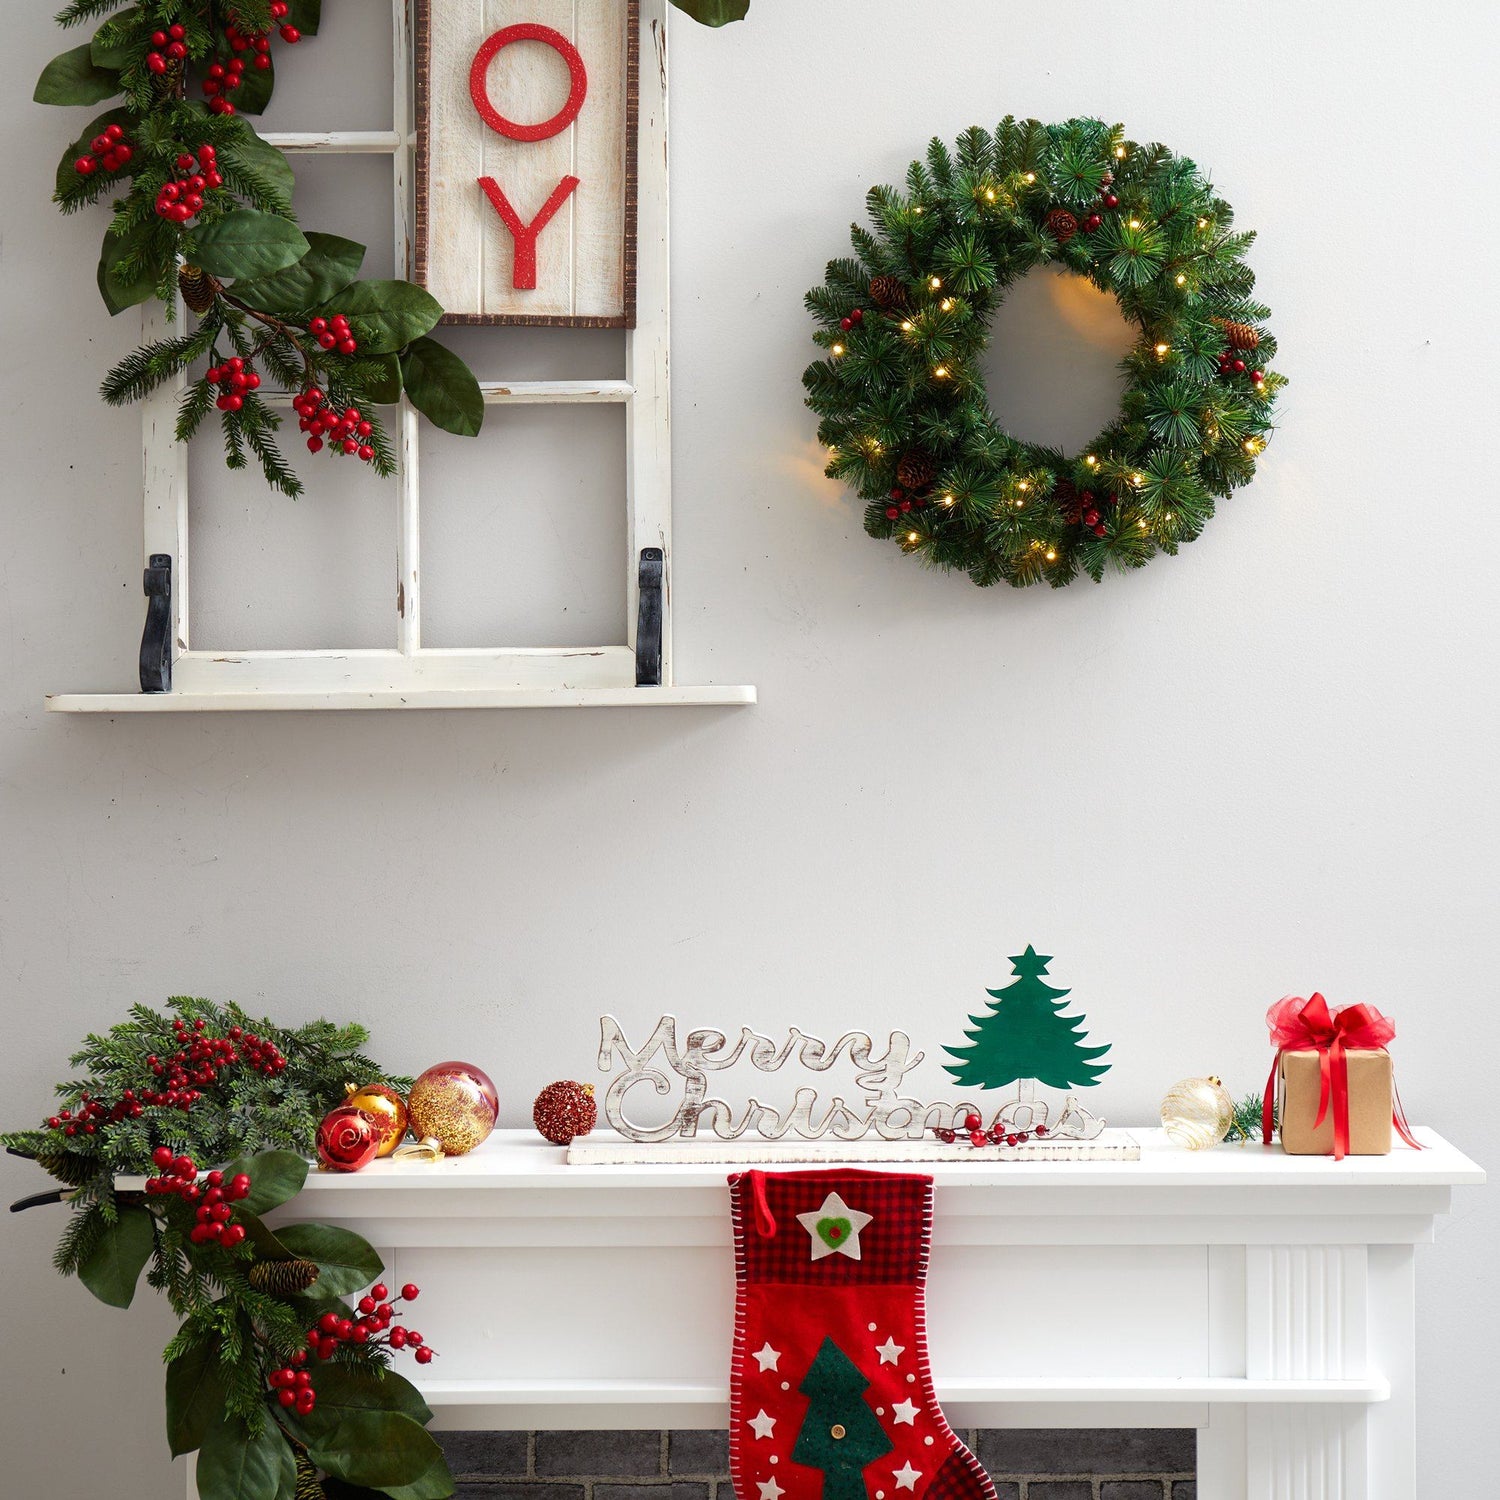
316, 1104, 383, 1172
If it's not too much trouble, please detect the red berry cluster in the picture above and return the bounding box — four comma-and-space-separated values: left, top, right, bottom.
155, 145, 222, 224
267, 1350, 316, 1415
1217, 350, 1266, 388
884, 487, 927, 522
145, 1150, 252, 1248
75, 123, 132, 177
308, 314, 358, 357
45, 1089, 144, 1135
146, 24, 188, 74
1075, 490, 1108, 539
838, 306, 864, 335
304, 1282, 435, 1366
200, 55, 248, 104
142, 1017, 286, 1110
207, 356, 262, 412
294, 389, 376, 462
934, 1110, 1051, 1150
1080, 170, 1118, 235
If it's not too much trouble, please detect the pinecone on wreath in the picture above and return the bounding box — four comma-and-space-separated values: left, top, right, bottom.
1047, 208, 1079, 244
295, 1451, 326, 1500
1217, 319, 1261, 352
868, 274, 910, 312
896, 449, 936, 491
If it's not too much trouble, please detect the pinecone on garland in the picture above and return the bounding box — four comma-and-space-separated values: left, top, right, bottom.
248, 1258, 322, 1296
178, 264, 223, 315
896, 449, 936, 491
33, 1151, 99, 1188
868, 274, 910, 312
295, 1452, 326, 1500
1047, 208, 1079, 244
1217, 319, 1261, 352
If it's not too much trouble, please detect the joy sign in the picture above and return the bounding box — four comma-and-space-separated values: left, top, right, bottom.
416, 0, 638, 326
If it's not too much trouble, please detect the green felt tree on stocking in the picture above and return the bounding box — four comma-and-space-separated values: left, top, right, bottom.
791, 1337, 893, 1500
942, 945, 1111, 1093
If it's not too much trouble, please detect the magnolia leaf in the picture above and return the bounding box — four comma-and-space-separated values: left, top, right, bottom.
165, 1338, 227, 1458
298, 1362, 434, 1428
192, 211, 309, 281
272, 1222, 382, 1298
358, 353, 403, 405
670, 0, 750, 24
196, 1413, 296, 1500
378, 1451, 458, 1500
297, 1410, 444, 1490
400, 337, 484, 437
218, 120, 297, 204
77, 1205, 154, 1308
214, 1149, 308, 1216
286, 0, 323, 34
90, 10, 140, 70
35, 44, 120, 106
227, 51, 276, 115
230, 1206, 293, 1261
229, 233, 365, 314
315, 280, 443, 355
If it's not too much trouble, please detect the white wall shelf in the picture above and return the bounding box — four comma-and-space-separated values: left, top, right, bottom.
47, 685, 755, 714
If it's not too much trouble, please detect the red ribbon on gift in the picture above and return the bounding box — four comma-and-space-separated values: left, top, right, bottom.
1262, 993, 1421, 1160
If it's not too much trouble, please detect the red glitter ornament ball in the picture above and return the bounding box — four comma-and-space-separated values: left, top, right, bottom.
532, 1081, 598, 1145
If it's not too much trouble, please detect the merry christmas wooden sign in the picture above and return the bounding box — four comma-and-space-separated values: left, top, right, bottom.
415, 0, 638, 326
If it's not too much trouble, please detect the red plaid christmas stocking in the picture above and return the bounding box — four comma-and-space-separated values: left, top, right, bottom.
728, 1170, 994, 1500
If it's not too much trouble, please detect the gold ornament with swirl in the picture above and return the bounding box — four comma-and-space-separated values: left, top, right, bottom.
1159, 1075, 1235, 1151
344, 1081, 409, 1157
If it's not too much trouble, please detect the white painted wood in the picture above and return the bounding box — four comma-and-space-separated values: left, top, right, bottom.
47, 685, 756, 713
141, 301, 189, 659
424, 0, 631, 321
567, 1129, 1141, 1164
626, 0, 670, 677
258, 130, 404, 153
481, 379, 635, 403
170, 1127, 1476, 1495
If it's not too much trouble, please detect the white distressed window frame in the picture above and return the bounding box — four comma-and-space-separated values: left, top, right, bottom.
49, 0, 753, 713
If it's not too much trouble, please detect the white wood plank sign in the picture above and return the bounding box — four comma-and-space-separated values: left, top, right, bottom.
416, 0, 638, 326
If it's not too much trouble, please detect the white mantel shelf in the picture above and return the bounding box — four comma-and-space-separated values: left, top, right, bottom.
46, 685, 757, 713
246, 1128, 1480, 1500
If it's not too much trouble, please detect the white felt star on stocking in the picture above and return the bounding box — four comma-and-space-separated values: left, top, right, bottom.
796, 1191, 874, 1261
758, 1480, 785, 1500
752, 1343, 781, 1372
891, 1397, 919, 1426
893, 1461, 923, 1491
876, 1335, 905, 1365
747, 1409, 777, 1440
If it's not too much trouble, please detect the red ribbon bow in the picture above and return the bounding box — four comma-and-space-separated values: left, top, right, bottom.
1263, 992, 1421, 1159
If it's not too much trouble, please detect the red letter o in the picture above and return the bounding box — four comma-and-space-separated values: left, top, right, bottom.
469, 24, 588, 142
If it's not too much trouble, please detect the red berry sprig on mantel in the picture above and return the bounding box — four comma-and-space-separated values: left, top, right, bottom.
306, 1281, 437, 1366
933, 1111, 1051, 1150
144, 1149, 252, 1246
75, 123, 132, 177
154, 143, 222, 224
294, 387, 377, 463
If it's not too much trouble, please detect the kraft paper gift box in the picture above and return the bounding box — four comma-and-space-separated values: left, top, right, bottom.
1278, 1047, 1393, 1156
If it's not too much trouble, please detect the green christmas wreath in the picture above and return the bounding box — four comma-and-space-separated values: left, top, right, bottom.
803, 118, 1284, 588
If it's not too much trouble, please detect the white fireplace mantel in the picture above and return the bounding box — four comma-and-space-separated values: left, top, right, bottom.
242, 1127, 1481, 1500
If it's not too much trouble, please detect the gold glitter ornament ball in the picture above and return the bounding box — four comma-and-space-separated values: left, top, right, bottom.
1160, 1075, 1235, 1150
344, 1081, 410, 1157
407, 1061, 499, 1156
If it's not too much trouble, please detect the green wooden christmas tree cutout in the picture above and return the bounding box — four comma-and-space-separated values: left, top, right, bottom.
791, 1337, 893, 1500
942, 945, 1111, 1092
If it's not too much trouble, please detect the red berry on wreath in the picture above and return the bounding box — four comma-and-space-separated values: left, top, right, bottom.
849, 308, 864, 324
401, 1283, 421, 1302
840, 317, 853, 332
280, 25, 302, 43
532, 1080, 598, 1145
415, 1346, 434, 1364
75, 156, 97, 175
885, 506, 899, 520
1232, 359, 1246, 373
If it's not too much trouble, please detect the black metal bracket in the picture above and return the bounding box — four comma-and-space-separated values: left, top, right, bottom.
635, 546, 664, 686
9, 1188, 67, 1214
140, 553, 172, 693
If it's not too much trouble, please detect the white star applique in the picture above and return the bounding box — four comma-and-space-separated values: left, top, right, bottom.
796, 1191, 874, 1262
891, 1397, 919, 1425
893, 1461, 923, 1491
752, 1343, 781, 1372
758, 1479, 785, 1500
748, 1409, 777, 1440
876, 1336, 905, 1365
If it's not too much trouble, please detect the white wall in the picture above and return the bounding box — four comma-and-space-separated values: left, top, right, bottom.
2, 1, 1494, 1493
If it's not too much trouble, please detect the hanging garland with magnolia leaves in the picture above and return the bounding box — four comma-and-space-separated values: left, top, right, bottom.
803, 117, 1285, 588
36, 0, 490, 499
